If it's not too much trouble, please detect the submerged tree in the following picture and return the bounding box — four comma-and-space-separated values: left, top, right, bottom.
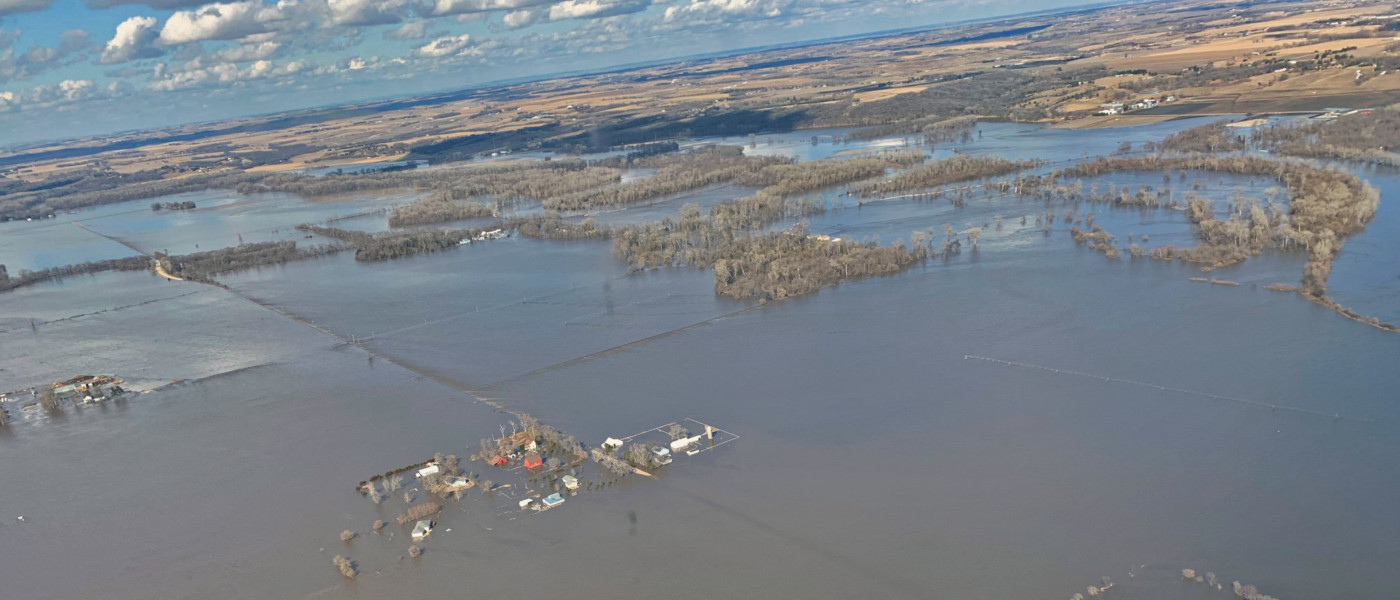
332, 555, 357, 579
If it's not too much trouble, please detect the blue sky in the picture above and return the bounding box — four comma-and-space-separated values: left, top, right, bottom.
0, 0, 1100, 145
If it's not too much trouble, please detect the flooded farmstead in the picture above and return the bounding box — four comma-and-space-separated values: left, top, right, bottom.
4, 1, 1400, 599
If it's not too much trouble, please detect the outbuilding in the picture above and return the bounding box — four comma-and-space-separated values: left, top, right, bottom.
542, 493, 565, 508
412, 519, 434, 540
523, 453, 543, 469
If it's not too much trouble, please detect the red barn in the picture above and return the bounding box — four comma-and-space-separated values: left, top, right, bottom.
489, 455, 508, 467
523, 453, 543, 469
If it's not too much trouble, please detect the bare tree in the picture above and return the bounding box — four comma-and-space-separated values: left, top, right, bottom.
666, 423, 689, 441
332, 555, 357, 579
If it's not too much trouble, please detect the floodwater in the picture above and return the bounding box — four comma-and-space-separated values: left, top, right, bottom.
2, 118, 1398, 600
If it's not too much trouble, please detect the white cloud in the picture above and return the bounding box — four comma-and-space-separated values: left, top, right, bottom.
102, 16, 163, 64
664, 0, 790, 22
502, 8, 542, 28
84, 0, 210, 9
417, 33, 473, 57
0, 0, 52, 17
548, 0, 646, 21
159, 2, 280, 45
24, 78, 97, 105
212, 40, 282, 62
3, 29, 93, 81
326, 0, 404, 26
432, 0, 550, 17
0, 90, 18, 111
384, 20, 427, 39
148, 57, 308, 91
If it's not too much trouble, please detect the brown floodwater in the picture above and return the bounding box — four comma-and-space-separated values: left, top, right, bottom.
2, 120, 1397, 600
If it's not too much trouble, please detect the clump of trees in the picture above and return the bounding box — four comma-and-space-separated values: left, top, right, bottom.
395, 502, 441, 526
507, 215, 610, 240
1056, 156, 1378, 297
240, 159, 617, 202
854, 155, 1040, 196
340, 530, 356, 543
295, 224, 496, 261
1070, 226, 1120, 260
1158, 121, 1246, 154
332, 555, 356, 579
388, 194, 494, 227
736, 150, 925, 197
666, 423, 689, 441
592, 447, 635, 476
1231, 581, 1279, 600
408, 544, 423, 558
713, 226, 927, 300
151, 200, 197, 211
543, 146, 786, 211
1252, 108, 1400, 165
0, 255, 151, 294
602, 152, 981, 298
156, 241, 344, 283
0, 168, 244, 221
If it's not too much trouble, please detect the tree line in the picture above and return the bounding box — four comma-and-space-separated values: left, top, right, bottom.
156, 241, 345, 283
295, 224, 495, 262
1252, 108, 1400, 165
1157, 121, 1247, 154
541, 146, 786, 211
854, 155, 1040, 196
1047, 156, 1379, 297
0, 256, 153, 293
387, 193, 495, 227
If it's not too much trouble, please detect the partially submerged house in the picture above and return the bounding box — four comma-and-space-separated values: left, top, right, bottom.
522, 453, 543, 470
51, 375, 121, 402
445, 476, 474, 491
415, 464, 441, 479
412, 519, 434, 540
561, 475, 579, 491
669, 436, 701, 452
542, 493, 565, 509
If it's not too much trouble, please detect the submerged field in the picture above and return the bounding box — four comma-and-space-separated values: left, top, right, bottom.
2, 118, 1399, 600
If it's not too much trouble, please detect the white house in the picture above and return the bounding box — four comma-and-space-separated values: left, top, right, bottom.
411, 519, 434, 540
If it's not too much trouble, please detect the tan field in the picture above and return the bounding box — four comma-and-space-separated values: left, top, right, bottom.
6, 0, 1400, 189
854, 86, 929, 102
